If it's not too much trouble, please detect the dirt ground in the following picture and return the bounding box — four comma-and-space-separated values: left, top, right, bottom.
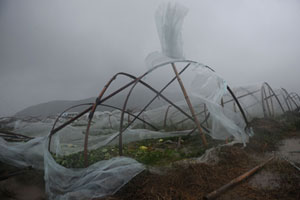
99, 142, 300, 200
0, 164, 45, 200
1, 114, 300, 200
99, 114, 300, 200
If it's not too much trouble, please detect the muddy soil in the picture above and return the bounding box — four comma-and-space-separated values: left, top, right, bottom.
278, 137, 300, 163
100, 143, 300, 200
0, 164, 45, 200
99, 114, 300, 200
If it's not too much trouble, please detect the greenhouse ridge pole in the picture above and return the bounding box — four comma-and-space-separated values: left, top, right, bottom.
171, 63, 208, 146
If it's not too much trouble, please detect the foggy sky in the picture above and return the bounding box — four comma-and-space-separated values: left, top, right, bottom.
1, 0, 300, 117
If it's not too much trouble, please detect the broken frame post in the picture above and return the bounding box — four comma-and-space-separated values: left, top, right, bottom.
171, 63, 208, 146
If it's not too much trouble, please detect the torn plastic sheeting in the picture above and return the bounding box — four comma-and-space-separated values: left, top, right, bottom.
155, 2, 188, 59
189, 65, 248, 144
145, 52, 248, 144
0, 131, 145, 200
0, 136, 45, 170
44, 137, 144, 200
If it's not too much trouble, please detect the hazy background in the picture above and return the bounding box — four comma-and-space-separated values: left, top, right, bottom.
0, 0, 299, 117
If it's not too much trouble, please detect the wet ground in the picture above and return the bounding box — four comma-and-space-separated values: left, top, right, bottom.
0, 164, 45, 200
278, 137, 300, 163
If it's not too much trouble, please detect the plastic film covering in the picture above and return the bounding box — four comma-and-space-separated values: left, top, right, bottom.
155, 2, 188, 59
0, 137, 45, 169
44, 137, 144, 200
145, 53, 248, 144
190, 65, 248, 143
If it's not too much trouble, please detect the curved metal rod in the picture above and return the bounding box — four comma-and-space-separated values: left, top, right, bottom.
282, 88, 294, 110
261, 84, 272, 117
49, 103, 94, 151
295, 93, 300, 103
269, 87, 275, 116
50, 72, 140, 165
147, 59, 214, 72
84, 72, 130, 166
50, 71, 152, 139
263, 82, 285, 115
117, 72, 197, 119
261, 85, 267, 117
289, 92, 299, 99
282, 88, 299, 110
226, 86, 249, 126
190, 63, 250, 128
280, 89, 292, 111
48, 102, 158, 152
289, 92, 300, 106
118, 76, 144, 155
118, 64, 207, 155
51, 103, 93, 133
118, 63, 191, 138
100, 104, 158, 130
226, 87, 261, 104
83, 70, 195, 161
223, 88, 260, 118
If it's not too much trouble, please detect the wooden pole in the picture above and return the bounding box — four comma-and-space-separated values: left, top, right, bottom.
204, 156, 274, 200
171, 63, 207, 146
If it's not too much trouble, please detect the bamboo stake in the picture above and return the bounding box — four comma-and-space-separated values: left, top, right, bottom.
171, 63, 207, 146
204, 156, 274, 200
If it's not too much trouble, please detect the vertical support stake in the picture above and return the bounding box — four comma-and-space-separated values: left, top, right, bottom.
171, 63, 208, 146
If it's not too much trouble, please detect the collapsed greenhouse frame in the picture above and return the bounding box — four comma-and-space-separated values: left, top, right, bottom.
0, 59, 299, 199
43, 59, 300, 166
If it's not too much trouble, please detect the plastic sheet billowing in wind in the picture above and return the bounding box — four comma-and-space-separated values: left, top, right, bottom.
44, 137, 144, 200
145, 53, 249, 144
155, 2, 188, 59
0, 132, 144, 200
